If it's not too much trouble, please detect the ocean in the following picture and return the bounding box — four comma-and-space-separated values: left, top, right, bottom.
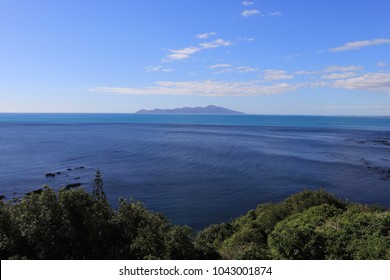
0, 114, 389, 230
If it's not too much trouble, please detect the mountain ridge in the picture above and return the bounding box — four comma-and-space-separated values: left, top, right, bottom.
135, 105, 245, 114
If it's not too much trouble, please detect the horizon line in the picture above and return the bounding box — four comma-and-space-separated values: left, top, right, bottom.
0, 112, 388, 117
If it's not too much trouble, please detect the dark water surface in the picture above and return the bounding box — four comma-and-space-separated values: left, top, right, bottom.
0, 114, 389, 230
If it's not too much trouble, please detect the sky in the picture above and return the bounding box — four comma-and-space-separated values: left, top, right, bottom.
0, 0, 390, 115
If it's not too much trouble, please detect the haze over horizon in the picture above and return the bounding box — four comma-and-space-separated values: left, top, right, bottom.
1, 0, 389, 115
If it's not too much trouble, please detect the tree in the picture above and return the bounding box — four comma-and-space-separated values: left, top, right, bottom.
268, 204, 342, 260
92, 169, 106, 201
318, 208, 390, 259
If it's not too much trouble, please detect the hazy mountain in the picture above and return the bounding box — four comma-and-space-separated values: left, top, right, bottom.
135, 105, 245, 114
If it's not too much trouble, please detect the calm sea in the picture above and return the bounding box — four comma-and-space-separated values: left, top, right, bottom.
0, 114, 389, 230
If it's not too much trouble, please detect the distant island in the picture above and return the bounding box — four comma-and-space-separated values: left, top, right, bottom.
135, 105, 245, 114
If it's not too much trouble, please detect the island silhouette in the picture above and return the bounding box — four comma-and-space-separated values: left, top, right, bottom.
135, 105, 244, 114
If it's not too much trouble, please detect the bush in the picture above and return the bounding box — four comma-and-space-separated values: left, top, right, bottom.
196, 189, 388, 260
1, 187, 388, 260
268, 205, 342, 259
319, 208, 390, 259
0, 187, 196, 260
195, 223, 234, 259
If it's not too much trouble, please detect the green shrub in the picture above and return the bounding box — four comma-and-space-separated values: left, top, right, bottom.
268, 204, 342, 259
0, 186, 197, 260
319, 209, 390, 259
1, 187, 388, 260
194, 223, 234, 259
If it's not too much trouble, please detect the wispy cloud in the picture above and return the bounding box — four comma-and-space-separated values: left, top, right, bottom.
241, 9, 261, 17
294, 70, 319, 75
164, 39, 232, 62
295, 65, 363, 76
240, 2, 281, 18
242, 1, 254, 6
195, 32, 216, 39
329, 38, 390, 52
92, 59, 390, 99
213, 68, 235, 74
199, 39, 231, 49
263, 70, 294, 80
321, 72, 357, 80
323, 65, 363, 72
377, 61, 387, 67
241, 37, 255, 42
207, 64, 233, 74
330, 73, 390, 94
236, 36, 255, 42
236, 66, 258, 73
144, 65, 174, 73
207, 64, 232, 69
165, 46, 201, 61
207, 64, 258, 74
89, 80, 303, 97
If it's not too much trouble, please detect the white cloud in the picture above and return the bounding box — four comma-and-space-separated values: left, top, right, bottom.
321, 72, 357, 80
329, 38, 390, 52
323, 65, 363, 72
207, 64, 258, 74
213, 68, 235, 74
269, 12, 282, 16
164, 39, 232, 62
241, 9, 261, 17
242, 1, 254, 6
199, 39, 231, 49
89, 80, 303, 97
236, 66, 258, 73
208, 64, 233, 74
294, 70, 319, 75
330, 73, 390, 94
195, 32, 216, 39
207, 64, 232, 69
263, 70, 294, 80
242, 37, 255, 42
237, 36, 255, 42
377, 61, 387, 67
144, 65, 174, 73
165, 46, 201, 61
294, 65, 362, 77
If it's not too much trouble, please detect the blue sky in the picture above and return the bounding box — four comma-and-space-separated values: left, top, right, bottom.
1, 0, 389, 114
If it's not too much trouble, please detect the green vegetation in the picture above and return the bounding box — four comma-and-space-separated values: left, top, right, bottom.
92, 169, 106, 202
196, 190, 390, 260
0, 175, 389, 260
0, 189, 197, 259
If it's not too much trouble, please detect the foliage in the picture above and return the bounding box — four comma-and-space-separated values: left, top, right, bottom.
318, 206, 390, 259
0, 186, 389, 260
268, 204, 343, 259
194, 222, 234, 259
0, 186, 197, 260
197, 189, 389, 260
92, 169, 106, 202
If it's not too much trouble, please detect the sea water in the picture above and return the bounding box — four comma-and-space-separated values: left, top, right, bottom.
0, 114, 389, 230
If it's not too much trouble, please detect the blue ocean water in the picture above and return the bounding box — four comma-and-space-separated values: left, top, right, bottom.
0, 114, 389, 230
